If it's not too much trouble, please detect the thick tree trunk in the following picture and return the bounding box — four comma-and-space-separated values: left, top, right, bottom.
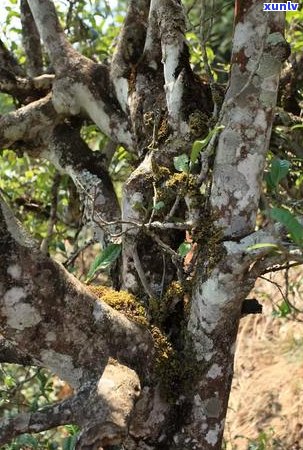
0, 0, 288, 448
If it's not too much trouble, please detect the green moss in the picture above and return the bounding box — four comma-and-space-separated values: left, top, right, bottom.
157, 115, 170, 142
89, 284, 200, 403
188, 110, 209, 138
153, 329, 200, 402
151, 163, 171, 182
88, 285, 148, 326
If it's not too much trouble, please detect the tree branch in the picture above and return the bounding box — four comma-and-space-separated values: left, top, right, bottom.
0, 39, 25, 77
0, 101, 122, 244
0, 196, 153, 389
0, 361, 140, 448
155, 0, 190, 132
45, 122, 122, 243
0, 71, 54, 104
26, 0, 134, 147
110, 0, 150, 112
0, 94, 58, 150
27, 0, 75, 74
210, 4, 287, 238
21, 0, 43, 76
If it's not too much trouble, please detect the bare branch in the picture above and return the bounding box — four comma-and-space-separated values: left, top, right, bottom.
45, 122, 122, 243
0, 101, 122, 243
21, 0, 43, 76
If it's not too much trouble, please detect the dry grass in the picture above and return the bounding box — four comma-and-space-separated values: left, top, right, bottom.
225, 267, 303, 449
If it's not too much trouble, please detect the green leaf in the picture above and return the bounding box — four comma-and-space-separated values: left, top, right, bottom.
190, 125, 224, 164
62, 435, 78, 450
56, 241, 66, 253
173, 154, 189, 173
291, 124, 303, 130
4, 375, 15, 388
85, 244, 121, 282
17, 435, 39, 448
269, 207, 303, 245
178, 242, 192, 257
272, 301, 292, 318
268, 159, 290, 188
153, 201, 165, 211
246, 243, 279, 251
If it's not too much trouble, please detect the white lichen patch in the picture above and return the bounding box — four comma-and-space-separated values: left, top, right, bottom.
93, 301, 104, 322
207, 363, 223, 379
46, 331, 56, 342
112, 76, 129, 113
3, 288, 42, 330
4, 287, 26, 305
205, 424, 220, 446
7, 264, 21, 280
41, 350, 83, 389
253, 109, 267, 130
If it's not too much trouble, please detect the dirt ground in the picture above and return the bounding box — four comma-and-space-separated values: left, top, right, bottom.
225, 268, 303, 449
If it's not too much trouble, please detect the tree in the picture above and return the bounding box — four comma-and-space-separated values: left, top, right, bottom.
0, 0, 302, 449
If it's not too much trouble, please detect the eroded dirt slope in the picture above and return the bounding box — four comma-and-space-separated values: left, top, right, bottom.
225, 269, 303, 449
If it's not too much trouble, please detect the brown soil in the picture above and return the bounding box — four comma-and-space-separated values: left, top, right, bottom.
225, 268, 303, 450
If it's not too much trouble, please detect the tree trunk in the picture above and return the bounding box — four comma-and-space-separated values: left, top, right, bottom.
0, 0, 289, 449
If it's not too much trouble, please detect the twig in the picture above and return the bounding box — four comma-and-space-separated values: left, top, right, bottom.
165, 195, 181, 221
260, 274, 303, 314
133, 245, 155, 299
63, 238, 96, 268
148, 181, 158, 227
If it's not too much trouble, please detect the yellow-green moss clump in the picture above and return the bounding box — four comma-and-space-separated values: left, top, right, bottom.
88, 284, 199, 402
88, 285, 148, 326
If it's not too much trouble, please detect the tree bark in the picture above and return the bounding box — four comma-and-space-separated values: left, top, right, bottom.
0, 0, 289, 448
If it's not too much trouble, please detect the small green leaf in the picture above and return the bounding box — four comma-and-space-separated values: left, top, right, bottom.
291, 124, 303, 131
272, 301, 292, 318
173, 154, 189, 173
190, 125, 224, 164
153, 201, 165, 211
268, 159, 290, 188
63, 435, 78, 450
246, 243, 279, 251
4, 375, 15, 388
85, 244, 122, 282
269, 207, 303, 245
178, 242, 192, 257
56, 241, 66, 252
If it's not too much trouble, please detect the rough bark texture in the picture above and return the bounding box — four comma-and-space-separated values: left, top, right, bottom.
0, 0, 289, 449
